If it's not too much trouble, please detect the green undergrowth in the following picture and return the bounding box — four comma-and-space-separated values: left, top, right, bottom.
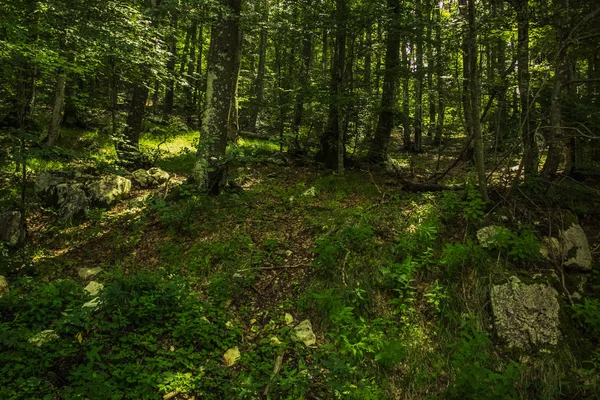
1, 132, 597, 398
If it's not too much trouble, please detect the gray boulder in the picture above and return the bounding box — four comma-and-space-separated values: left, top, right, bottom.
491, 276, 560, 350
132, 168, 170, 188
35, 171, 69, 205
0, 211, 21, 246
87, 175, 131, 207
55, 183, 90, 221
560, 223, 592, 271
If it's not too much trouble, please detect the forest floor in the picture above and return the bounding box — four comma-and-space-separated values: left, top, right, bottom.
1, 128, 600, 399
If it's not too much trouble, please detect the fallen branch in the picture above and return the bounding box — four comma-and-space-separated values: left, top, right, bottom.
386, 159, 463, 192
255, 263, 309, 271
264, 353, 284, 397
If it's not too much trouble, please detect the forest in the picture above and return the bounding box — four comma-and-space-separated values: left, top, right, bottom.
0, 0, 599, 398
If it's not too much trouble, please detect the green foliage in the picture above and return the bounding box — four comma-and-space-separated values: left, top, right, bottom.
572, 299, 600, 339
441, 185, 485, 223
480, 226, 541, 263
0, 272, 243, 399
449, 321, 523, 399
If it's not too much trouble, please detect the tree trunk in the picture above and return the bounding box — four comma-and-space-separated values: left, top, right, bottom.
246, 15, 268, 133
542, 0, 569, 180
515, 1, 538, 182
194, 0, 242, 195
414, 0, 424, 152
47, 72, 67, 145
228, 29, 243, 142
185, 24, 198, 127
368, 0, 401, 162
118, 84, 149, 163
317, 0, 347, 169
426, 0, 436, 137
164, 15, 178, 117
402, 42, 411, 150
292, 30, 313, 152
433, 4, 445, 145
463, 0, 488, 201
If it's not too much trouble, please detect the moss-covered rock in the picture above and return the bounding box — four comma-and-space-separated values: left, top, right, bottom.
491, 276, 561, 350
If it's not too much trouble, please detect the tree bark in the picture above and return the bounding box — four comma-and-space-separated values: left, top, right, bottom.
542, 0, 569, 180
368, 0, 401, 162
292, 30, 313, 152
515, 0, 538, 182
402, 42, 411, 150
413, 0, 424, 152
317, 0, 347, 169
47, 72, 67, 145
164, 15, 178, 117
118, 84, 149, 163
194, 0, 242, 195
246, 11, 268, 133
462, 0, 488, 201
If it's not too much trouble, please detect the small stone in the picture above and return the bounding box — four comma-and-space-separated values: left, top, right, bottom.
84, 281, 104, 296
29, 330, 59, 347
78, 267, 103, 280
0, 275, 8, 297
170, 346, 175, 352
284, 313, 294, 326
225, 321, 234, 329
223, 347, 241, 367
250, 318, 257, 325
270, 336, 282, 345
292, 320, 317, 347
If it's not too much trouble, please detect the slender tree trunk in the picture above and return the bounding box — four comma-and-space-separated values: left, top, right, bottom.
368, 0, 401, 162
433, 4, 445, 145
246, 17, 268, 133
402, 42, 411, 150
228, 30, 243, 142
185, 24, 198, 127
464, 0, 488, 201
164, 15, 178, 117
292, 30, 313, 152
364, 25, 372, 94
414, 0, 424, 152
515, 1, 538, 182
542, 0, 569, 180
426, 0, 436, 137
47, 72, 67, 145
318, 0, 347, 169
194, 0, 242, 194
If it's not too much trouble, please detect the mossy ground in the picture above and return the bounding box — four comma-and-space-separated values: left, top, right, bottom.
1, 128, 599, 399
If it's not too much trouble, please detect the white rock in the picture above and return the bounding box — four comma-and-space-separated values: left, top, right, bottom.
284, 313, 294, 326
292, 320, 317, 347
78, 267, 103, 280
223, 347, 241, 367
0, 211, 21, 247
84, 281, 104, 296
